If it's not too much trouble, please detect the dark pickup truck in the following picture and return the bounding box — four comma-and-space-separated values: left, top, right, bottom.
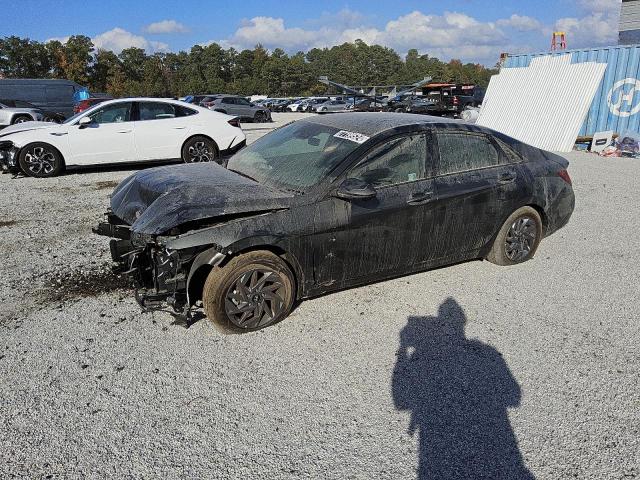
421, 83, 485, 117
386, 83, 485, 117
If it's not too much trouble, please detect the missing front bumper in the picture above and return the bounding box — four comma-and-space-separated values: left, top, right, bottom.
0, 143, 19, 174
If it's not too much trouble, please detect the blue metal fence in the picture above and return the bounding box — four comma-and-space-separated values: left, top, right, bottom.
504, 45, 640, 136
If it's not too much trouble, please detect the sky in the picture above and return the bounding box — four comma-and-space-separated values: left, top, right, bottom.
0, 0, 622, 65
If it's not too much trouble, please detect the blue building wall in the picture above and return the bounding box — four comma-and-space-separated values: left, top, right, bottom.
503, 45, 640, 136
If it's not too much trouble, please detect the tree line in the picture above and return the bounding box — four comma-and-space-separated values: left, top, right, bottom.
0, 35, 498, 97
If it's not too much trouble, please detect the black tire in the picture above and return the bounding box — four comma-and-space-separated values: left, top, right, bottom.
181, 136, 219, 164
253, 111, 266, 123
18, 142, 64, 178
202, 250, 296, 332
12, 115, 31, 124
394, 108, 404, 113
487, 206, 543, 266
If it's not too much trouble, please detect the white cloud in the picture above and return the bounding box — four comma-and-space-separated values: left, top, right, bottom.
143, 20, 190, 34
46, 28, 169, 53
217, 11, 509, 64
553, 0, 620, 48
208, 2, 621, 65
497, 14, 542, 32
577, 0, 621, 14
92, 28, 169, 54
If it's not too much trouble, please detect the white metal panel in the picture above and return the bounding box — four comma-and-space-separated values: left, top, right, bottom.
477, 56, 607, 152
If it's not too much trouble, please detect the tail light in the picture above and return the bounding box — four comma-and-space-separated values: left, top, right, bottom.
558, 169, 572, 185
228, 118, 241, 128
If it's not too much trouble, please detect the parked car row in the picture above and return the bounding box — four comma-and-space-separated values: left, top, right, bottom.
0, 98, 245, 178
183, 94, 271, 122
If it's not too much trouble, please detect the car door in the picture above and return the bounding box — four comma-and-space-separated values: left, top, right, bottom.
312, 132, 440, 288
234, 97, 253, 118
66, 101, 135, 165
432, 128, 524, 258
220, 97, 240, 117
134, 101, 194, 160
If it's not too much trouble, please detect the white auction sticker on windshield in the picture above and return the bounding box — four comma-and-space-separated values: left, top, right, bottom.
334, 130, 370, 144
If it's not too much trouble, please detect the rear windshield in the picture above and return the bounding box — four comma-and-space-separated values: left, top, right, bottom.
227, 121, 362, 192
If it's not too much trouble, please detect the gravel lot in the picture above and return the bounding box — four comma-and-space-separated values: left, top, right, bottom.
0, 115, 638, 479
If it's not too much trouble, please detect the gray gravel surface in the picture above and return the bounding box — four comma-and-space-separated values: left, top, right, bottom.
0, 129, 638, 479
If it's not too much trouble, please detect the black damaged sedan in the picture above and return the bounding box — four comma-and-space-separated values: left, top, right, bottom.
95, 113, 574, 331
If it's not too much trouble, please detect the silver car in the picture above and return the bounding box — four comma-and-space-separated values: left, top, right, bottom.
314, 99, 349, 113
206, 95, 271, 123
0, 100, 44, 127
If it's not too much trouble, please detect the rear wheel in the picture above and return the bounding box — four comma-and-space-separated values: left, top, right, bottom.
253, 111, 267, 123
487, 206, 543, 265
202, 251, 296, 332
181, 136, 219, 164
18, 143, 64, 178
12, 115, 31, 124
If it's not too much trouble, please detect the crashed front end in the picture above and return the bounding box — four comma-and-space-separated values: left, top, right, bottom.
0, 141, 20, 174
93, 211, 225, 318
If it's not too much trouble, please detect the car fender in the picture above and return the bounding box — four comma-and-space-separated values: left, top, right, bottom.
2, 127, 69, 152
185, 235, 306, 304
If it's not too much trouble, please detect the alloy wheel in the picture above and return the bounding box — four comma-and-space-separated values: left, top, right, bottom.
14, 117, 29, 124
187, 141, 212, 162
224, 268, 286, 328
24, 146, 56, 175
505, 216, 538, 261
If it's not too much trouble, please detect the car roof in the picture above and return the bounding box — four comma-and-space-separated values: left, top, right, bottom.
300, 112, 461, 137
97, 97, 189, 106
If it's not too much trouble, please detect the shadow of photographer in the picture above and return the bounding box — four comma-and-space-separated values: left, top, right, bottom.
392, 298, 534, 479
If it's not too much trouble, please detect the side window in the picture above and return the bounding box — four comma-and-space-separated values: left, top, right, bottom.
222, 97, 234, 104
88, 103, 133, 124
45, 85, 74, 102
349, 135, 427, 187
138, 102, 176, 121
236, 98, 251, 106
175, 105, 198, 117
495, 138, 523, 164
436, 131, 500, 175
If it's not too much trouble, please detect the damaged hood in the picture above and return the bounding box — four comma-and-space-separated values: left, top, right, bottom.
0, 121, 60, 138
110, 162, 294, 235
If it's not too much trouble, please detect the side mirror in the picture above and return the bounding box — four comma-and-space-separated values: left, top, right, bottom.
335, 178, 377, 201
78, 116, 93, 128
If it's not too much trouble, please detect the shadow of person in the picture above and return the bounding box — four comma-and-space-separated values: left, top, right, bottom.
392, 298, 534, 479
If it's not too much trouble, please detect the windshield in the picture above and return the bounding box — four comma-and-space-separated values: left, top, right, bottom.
226, 121, 362, 192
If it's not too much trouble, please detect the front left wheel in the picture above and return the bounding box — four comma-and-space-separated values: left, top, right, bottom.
202, 251, 296, 332
181, 136, 219, 164
18, 143, 64, 178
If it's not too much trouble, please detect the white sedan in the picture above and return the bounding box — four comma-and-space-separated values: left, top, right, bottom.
0, 98, 246, 178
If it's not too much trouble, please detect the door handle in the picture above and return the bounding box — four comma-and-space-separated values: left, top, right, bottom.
407, 191, 434, 205
498, 173, 516, 184
117, 129, 132, 133
173, 126, 187, 130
